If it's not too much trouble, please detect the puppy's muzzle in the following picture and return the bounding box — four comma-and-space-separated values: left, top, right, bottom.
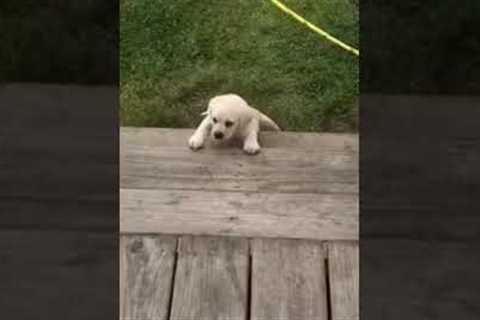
213, 131, 224, 140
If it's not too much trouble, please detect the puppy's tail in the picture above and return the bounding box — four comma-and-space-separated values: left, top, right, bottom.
258, 111, 281, 131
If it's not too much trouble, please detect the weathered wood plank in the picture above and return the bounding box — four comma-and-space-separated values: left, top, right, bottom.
121, 127, 358, 150
328, 241, 359, 320
120, 188, 358, 240
170, 236, 248, 320
120, 235, 176, 320
121, 145, 357, 194
250, 238, 328, 320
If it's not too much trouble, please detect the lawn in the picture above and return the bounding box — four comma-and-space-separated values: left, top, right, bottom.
120, 0, 358, 132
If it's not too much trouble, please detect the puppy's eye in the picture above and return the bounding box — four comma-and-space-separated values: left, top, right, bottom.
225, 121, 233, 127
212, 117, 217, 123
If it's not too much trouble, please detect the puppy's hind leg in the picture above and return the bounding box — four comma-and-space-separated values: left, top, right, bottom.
242, 118, 261, 155
189, 117, 211, 151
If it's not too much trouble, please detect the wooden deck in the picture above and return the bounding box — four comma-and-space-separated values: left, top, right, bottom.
120, 127, 358, 320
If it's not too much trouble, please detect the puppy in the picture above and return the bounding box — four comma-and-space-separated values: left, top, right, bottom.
188, 94, 281, 154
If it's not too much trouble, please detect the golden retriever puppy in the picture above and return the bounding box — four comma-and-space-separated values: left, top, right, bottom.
189, 94, 280, 154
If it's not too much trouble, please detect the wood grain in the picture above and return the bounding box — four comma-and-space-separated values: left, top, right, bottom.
328, 241, 359, 320
169, 236, 248, 320
120, 188, 358, 240
120, 126, 358, 240
120, 235, 177, 320
121, 127, 358, 150
121, 145, 357, 194
250, 238, 328, 320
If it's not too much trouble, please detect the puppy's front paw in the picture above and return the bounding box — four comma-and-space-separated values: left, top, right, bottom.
243, 142, 260, 155
188, 135, 204, 151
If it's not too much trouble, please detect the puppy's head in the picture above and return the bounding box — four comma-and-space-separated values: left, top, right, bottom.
205, 100, 241, 141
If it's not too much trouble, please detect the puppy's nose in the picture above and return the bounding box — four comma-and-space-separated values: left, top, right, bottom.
214, 131, 224, 139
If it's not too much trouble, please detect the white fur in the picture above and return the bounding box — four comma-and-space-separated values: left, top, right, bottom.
188, 94, 280, 155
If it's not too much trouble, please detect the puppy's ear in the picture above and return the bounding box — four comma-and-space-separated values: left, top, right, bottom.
200, 104, 211, 117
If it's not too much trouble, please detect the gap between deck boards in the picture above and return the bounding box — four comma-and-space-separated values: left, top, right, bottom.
120, 234, 359, 320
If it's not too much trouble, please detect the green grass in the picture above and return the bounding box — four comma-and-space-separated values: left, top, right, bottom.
121, 0, 358, 132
